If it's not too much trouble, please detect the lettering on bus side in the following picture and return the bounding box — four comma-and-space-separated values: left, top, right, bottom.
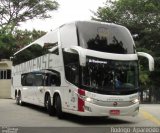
42, 54, 47, 69
48, 54, 53, 69
14, 54, 58, 74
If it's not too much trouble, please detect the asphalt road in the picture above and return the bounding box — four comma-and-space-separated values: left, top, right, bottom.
0, 99, 160, 133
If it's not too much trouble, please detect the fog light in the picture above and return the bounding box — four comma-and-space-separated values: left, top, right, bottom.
84, 106, 92, 112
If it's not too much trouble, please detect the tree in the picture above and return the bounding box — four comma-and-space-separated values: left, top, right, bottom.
92, 0, 160, 102
0, 0, 59, 32
0, 28, 46, 60
0, 30, 16, 59
14, 29, 46, 49
92, 0, 160, 54
0, 0, 58, 59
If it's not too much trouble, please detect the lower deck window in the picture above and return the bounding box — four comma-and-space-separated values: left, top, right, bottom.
21, 70, 61, 86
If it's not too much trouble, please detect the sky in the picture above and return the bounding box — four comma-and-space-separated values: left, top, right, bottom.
19, 0, 106, 31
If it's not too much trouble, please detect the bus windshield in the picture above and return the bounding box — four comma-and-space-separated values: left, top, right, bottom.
77, 21, 135, 54
81, 57, 139, 95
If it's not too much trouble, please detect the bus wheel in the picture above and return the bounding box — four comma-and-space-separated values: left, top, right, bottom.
45, 95, 55, 116
55, 95, 63, 119
18, 93, 24, 106
16, 96, 19, 105
16, 93, 24, 106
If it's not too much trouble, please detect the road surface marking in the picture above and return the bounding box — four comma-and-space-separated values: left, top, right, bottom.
140, 109, 160, 126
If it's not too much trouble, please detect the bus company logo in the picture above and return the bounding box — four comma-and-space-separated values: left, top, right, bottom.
113, 102, 118, 106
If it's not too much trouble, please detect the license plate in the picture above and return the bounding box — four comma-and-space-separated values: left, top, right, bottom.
110, 110, 120, 115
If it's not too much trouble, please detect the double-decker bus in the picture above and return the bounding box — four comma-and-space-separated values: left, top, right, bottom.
12, 21, 154, 118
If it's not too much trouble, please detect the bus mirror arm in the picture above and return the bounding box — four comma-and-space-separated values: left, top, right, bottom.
137, 52, 154, 71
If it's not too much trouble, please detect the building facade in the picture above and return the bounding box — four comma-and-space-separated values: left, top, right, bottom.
0, 60, 12, 98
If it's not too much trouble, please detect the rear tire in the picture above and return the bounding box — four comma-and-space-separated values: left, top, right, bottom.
16, 92, 24, 106
55, 95, 63, 119
45, 95, 55, 116
16, 96, 19, 105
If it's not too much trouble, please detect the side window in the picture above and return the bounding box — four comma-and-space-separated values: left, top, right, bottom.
63, 50, 79, 86
21, 73, 34, 86
0, 69, 11, 79
0, 70, 3, 79
26, 73, 34, 86
7, 70, 11, 79
44, 71, 61, 86
21, 74, 26, 86
43, 31, 59, 55
13, 44, 45, 65
34, 74, 44, 86
13, 30, 59, 66
65, 64, 79, 85
21, 71, 61, 87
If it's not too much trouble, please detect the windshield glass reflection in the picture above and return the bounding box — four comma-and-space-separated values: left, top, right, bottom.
77, 22, 135, 54
81, 57, 138, 93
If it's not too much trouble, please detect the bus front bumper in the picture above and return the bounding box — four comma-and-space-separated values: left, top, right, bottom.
75, 102, 139, 117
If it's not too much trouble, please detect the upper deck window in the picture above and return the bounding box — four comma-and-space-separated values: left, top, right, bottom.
77, 22, 135, 54
13, 31, 59, 66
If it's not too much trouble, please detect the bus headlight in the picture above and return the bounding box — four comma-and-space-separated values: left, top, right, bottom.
86, 97, 92, 102
78, 95, 93, 103
75, 90, 94, 103
80, 96, 93, 103
131, 98, 139, 104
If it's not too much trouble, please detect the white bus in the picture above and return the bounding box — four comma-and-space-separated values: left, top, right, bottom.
12, 21, 154, 118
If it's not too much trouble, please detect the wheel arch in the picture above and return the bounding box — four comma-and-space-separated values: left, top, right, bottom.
18, 89, 21, 96
15, 90, 18, 98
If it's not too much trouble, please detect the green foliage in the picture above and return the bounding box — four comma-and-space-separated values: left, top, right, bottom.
14, 29, 46, 49
92, 0, 160, 88
0, 30, 16, 59
139, 71, 150, 86
0, 0, 57, 61
0, 28, 46, 60
0, 0, 59, 32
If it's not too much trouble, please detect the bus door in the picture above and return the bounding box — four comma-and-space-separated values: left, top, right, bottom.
65, 64, 79, 111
